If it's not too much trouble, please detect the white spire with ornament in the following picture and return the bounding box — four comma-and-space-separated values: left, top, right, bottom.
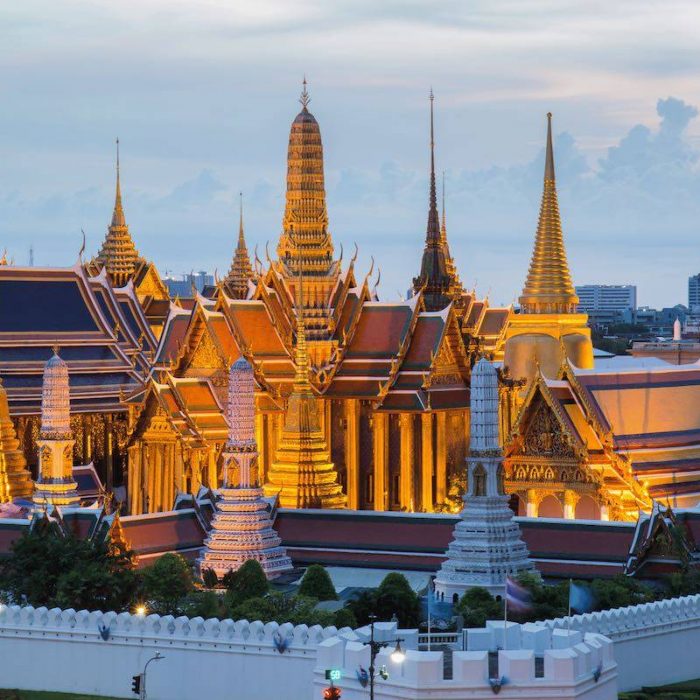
435, 357, 535, 599
33, 349, 80, 507
197, 357, 292, 580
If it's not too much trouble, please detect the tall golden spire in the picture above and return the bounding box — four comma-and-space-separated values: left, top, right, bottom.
95, 138, 143, 287
519, 113, 578, 314
277, 77, 334, 278
226, 192, 255, 299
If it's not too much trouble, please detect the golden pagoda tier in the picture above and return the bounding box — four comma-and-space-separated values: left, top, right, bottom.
0, 379, 33, 502
273, 79, 341, 341
264, 282, 345, 509
503, 113, 593, 380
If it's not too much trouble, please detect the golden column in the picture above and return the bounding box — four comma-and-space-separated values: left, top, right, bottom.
421, 413, 434, 511
344, 399, 360, 510
435, 412, 447, 505
399, 413, 415, 510
372, 412, 388, 511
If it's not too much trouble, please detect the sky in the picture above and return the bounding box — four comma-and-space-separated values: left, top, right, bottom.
1, 0, 700, 308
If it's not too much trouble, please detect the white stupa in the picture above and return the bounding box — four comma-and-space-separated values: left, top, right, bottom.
434, 357, 535, 599
673, 317, 682, 342
33, 350, 80, 507
196, 357, 292, 580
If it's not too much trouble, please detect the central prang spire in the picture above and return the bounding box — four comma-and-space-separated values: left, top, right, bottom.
277, 78, 335, 278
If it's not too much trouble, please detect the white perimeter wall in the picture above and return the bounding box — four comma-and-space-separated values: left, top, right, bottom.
0, 605, 345, 700
544, 594, 700, 691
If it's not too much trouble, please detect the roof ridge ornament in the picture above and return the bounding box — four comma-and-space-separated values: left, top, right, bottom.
299, 76, 310, 110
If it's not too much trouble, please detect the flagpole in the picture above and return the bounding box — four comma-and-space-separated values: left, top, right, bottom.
427, 580, 432, 652
568, 579, 572, 634
503, 580, 508, 651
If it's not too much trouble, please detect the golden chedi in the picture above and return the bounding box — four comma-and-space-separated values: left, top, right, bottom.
504, 113, 593, 381
264, 282, 345, 509
0, 379, 33, 502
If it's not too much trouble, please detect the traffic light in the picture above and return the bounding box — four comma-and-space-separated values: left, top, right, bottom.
131, 674, 141, 696
323, 686, 341, 699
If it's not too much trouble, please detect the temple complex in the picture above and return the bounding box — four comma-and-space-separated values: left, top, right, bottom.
123, 82, 510, 516
1, 83, 700, 530
435, 358, 534, 599
197, 358, 292, 579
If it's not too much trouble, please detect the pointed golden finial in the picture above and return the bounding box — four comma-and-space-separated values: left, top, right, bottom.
545, 112, 555, 181
238, 191, 244, 245
0, 248, 7, 265
299, 75, 310, 110
111, 137, 126, 228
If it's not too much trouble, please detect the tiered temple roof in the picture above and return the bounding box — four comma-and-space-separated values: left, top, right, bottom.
507, 360, 700, 514
0, 264, 152, 415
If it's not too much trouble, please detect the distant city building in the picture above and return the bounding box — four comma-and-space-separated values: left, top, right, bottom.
576, 284, 637, 327
689, 274, 700, 312
163, 270, 214, 297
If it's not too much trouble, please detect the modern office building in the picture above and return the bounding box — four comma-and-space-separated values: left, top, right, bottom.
576, 284, 637, 326
688, 274, 700, 312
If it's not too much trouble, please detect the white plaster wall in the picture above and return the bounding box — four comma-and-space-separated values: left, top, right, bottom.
544, 594, 700, 692
0, 605, 344, 700
313, 623, 618, 700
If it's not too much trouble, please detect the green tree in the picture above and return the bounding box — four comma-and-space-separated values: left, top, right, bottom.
298, 565, 337, 601
181, 590, 226, 619
0, 519, 137, 612
455, 587, 503, 628
231, 592, 335, 626
333, 607, 357, 629
348, 573, 421, 628
224, 559, 269, 608
141, 553, 194, 615
201, 568, 219, 589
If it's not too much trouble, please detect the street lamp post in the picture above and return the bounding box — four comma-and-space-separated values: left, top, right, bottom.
363, 614, 405, 700
141, 651, 164, 700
